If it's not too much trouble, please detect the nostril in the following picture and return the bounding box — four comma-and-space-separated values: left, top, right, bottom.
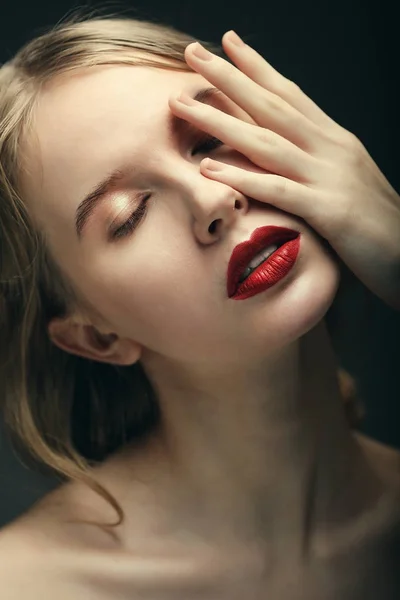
208, 220, 219, 234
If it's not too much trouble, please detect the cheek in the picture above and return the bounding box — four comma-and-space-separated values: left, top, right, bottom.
84, 259, 216, 352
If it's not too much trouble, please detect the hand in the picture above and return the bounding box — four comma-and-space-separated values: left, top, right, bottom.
168, 31, 400, 311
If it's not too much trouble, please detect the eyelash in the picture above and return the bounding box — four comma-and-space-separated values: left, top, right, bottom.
111, 134, 224, 240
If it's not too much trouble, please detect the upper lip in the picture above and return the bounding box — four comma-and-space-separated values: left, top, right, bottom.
227, 225, 300, 296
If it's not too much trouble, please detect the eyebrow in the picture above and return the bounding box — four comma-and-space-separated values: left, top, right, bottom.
75, 86, 223, 240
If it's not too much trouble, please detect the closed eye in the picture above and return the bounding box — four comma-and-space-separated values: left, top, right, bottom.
192, 134, 224, 155
110, 135, 224, 240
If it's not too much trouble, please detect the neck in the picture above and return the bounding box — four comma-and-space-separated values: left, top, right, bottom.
105, 320, 389, 560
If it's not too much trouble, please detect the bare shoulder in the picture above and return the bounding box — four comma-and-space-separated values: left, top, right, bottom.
0, 485, 118, 600
0, 484, 154, 600
0, 514, 86, 599
0, 522, 57, 598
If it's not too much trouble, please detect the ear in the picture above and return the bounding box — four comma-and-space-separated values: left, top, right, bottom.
47, 317, 141, 365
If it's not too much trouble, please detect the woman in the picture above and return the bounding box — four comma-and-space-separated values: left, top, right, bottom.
0, 11, 399, 599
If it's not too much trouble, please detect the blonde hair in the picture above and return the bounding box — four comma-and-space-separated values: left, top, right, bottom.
0, 8, 364, 530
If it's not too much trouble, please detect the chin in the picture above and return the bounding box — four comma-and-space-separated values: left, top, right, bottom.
238, 247, 341, 366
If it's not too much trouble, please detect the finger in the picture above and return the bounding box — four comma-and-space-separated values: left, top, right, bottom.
221, 31, 339, 132
200, 159, 317, 223
169, 95, 317, 182
184, 41, 322, 152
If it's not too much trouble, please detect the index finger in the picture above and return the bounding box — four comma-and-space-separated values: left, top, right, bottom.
185, 35, 337, 131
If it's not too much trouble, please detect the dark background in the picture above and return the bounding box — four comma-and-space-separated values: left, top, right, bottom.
0, 0, 399, 528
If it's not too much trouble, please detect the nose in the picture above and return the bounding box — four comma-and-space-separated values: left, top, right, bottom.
189, 176, 249, 244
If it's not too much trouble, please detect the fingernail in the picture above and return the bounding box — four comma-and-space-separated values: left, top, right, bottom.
191, 42, 213, 61
226, 30, 245, 47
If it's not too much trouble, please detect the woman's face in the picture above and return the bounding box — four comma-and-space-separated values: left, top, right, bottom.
22, 62, 340, 369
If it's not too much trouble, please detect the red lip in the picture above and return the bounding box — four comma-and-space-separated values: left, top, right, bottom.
227, 226, 300, 298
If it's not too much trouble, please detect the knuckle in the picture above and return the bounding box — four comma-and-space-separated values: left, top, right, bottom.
346, 132, 363, 153
257, 128, 278, 147
263, 89, 284, 112
337, 129, 362, 152
271, 175, 289, 197
326, 127, 364, 158
341, 131, 365, 164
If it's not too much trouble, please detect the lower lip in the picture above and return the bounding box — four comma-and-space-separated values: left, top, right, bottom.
230, 236, 301, 300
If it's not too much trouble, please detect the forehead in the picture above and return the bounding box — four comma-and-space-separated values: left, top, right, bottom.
35, 64, 202, 140
32, 64, 205, 166
22, 65, 205, 226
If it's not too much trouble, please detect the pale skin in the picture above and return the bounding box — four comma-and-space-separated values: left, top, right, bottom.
12, 31, 400, 597
174, 32, 400, 312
